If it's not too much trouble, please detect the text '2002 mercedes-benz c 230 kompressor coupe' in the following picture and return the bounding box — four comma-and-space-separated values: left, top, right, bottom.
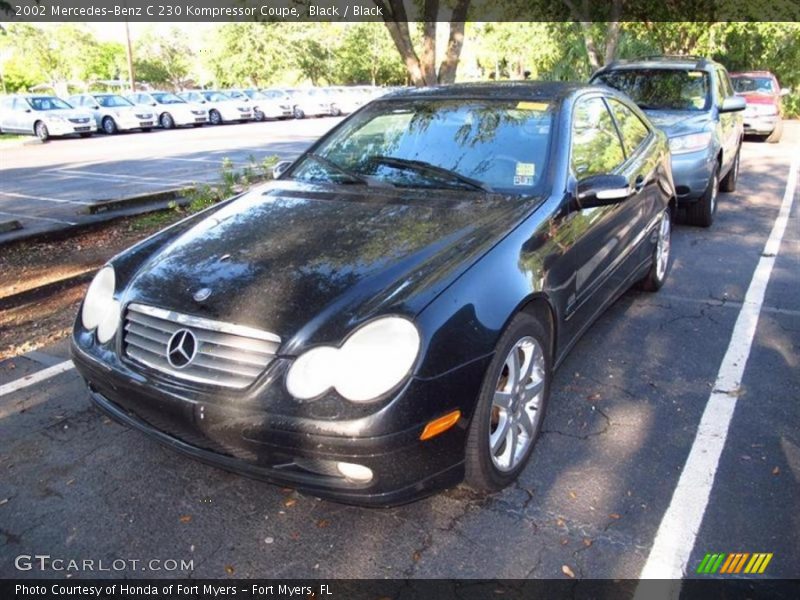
72, 83, 676, 506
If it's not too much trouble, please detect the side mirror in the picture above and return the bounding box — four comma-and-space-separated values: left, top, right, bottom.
272, 160, 292, 179
576, 174, 630, 209
780, 87, 790, 97
720, 96, 746, 113
92, 105, 100, 110
150, 102, 157, 107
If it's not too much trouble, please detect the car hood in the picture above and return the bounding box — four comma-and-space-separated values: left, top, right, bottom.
119, 181, 539, 352
737, 92, 778, 106
45, 108, 92, 120
641, 109, 713, 137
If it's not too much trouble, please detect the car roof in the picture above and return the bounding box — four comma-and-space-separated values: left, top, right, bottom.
379, 81, 593, 103
729, 71, 774, 77
597, 55, 721, 72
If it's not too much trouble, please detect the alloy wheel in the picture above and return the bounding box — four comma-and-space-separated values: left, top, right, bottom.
655, 211, 671, 281
489, 336, 546, 472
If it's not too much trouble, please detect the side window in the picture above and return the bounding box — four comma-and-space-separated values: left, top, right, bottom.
571, 97, 626, 179
607, 99, 650, 157
715, 68, 732, 103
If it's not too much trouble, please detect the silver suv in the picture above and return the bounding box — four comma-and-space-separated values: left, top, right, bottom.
591, 56, 745, 227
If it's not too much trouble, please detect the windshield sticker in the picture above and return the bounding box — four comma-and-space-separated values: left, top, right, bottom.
514, 163, 536, 186
516, 101, 549, 111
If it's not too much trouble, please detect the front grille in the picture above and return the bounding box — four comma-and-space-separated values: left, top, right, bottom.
122, 303, 281, 389
135, 113, 153, 119
69, 117, 90, 124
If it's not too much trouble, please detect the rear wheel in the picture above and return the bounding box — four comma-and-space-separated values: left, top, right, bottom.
35, 121, 49, 141
639, 209, 672, 292
766, 119, 783, 143
160, 112, 175, 129
465, 312, 551, 492
719, 146, 740, 193
686, 163, 719, 228
102, 116, 118, 135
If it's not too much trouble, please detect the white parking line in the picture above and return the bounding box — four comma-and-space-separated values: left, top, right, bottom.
0, 360, 75, 398
638, 150, 799, 580
0, 191, 93, 206
0, 210, 77, 225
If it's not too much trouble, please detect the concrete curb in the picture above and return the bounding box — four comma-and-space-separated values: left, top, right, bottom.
0, 269, 95, 311
85, 187, 195, 215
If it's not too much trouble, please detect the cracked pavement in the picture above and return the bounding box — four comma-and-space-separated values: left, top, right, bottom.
0, 125, 798, 580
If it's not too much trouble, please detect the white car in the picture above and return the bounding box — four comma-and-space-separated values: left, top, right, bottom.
178, 90, 253, 125
326, 87, 368, 115
227, 89, 289, 121
0, 95, 96, 141
126, 91, 208, 129
68, 93, 156, 134
281, 88, 337, 119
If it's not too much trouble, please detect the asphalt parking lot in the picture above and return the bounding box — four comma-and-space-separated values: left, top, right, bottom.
0, 118, 342, 239
0, 124, 797, 581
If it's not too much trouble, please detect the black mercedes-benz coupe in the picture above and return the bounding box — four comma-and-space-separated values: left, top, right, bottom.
72, 82, 676, 506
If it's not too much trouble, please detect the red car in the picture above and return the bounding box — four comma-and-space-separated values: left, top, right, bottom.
730, 71, 790, 142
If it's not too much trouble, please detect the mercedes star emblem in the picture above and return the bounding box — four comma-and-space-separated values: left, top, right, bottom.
166, 329, 197, 369
193, 287, 212, 302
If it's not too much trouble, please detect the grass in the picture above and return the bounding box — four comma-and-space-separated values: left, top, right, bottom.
0, 133, 30, 144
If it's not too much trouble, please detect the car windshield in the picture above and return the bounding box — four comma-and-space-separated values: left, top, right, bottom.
595, 68, 711, 111
245, 90, 265, 100
152, 93, 185, 104
28, 96, 72, 111
203, 92, 230, 102
96, 95, 133, 108
290, 99, 553, 194
731, 76, 774, 94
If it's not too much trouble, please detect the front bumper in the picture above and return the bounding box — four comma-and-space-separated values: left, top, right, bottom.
117, 115, 156, 131
173, 111, 208, 126
670, 148, 715, 203
71, 336, 485, 506
743, 114, 779, 135
49, 120, 97, 136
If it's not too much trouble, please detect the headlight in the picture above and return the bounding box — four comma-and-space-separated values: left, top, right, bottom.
285, 317, 421, 402
81, 266, 121, 343
47, 115, 66, 123
669, 132, 713, 154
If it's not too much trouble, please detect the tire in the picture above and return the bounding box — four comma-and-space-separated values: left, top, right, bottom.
293, 107, 305, 119
35, 121, 49, 141
719, 146, 740, 193
766, 119, 783, 143
639, 208, 672, 292
465, 312, 551, 492
209, 110, 222, 125
102, 116, 118, 135
686, 163, 719, 228
254, 110, 265, 122
160, 112, 175, 129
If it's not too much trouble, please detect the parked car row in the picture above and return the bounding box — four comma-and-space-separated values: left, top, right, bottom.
0, 86, 396, 141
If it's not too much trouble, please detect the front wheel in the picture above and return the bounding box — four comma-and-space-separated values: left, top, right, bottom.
35, 121, 49, 141
209, 110, 222, 125
160, 112, 175, 129
102, 116, 118, 135
293, 107, 305, 119
639, 209, 672, 292
465, 312, 551, 492
686, 163, 719, 228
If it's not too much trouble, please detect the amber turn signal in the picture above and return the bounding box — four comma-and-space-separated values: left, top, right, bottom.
420, 410, 461, 441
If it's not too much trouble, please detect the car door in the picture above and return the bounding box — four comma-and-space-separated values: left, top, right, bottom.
551, 94, 650, 340
715, 67, 741, 172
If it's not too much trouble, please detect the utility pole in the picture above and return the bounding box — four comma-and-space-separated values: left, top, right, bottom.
124, 20, 136, 92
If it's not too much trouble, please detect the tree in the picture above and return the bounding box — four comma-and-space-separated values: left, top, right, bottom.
373, 0, 471, 86
334, 23, 407, 85
208, 22, 291, 88
134, 28, 192, 89
562, 0, 623, 70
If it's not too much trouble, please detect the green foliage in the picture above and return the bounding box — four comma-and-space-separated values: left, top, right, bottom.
134, 28, 192, 88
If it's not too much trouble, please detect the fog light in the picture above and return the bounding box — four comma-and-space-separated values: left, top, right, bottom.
336, 462, 373, 483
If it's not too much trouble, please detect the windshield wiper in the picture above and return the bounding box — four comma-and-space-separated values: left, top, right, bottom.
365, 155, 493, 193
306, 153, 372, 186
